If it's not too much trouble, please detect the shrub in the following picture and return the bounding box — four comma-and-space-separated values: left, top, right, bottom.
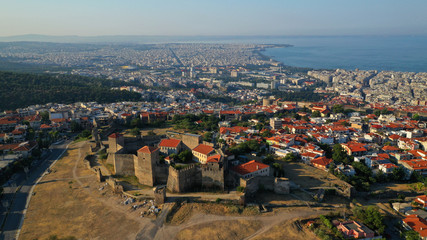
236, 186, 245, 192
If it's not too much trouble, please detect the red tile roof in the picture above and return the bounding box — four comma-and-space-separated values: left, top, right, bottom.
109, 133, 122, 138
192, 144, 215, 155
377, 153, 390, 159
389, 134, 401, 140
40, 124, 52, 129
207, 154, 222, 163
311, 156, 333, 167
382, 146, 400, 151
159, 138, 181, 148
403, 215, 427, 238
51, 118, 67, 123
232, 160, 269, 176
137, 146, 158, 153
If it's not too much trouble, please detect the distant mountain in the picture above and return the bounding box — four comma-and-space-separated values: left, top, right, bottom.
0, 34, 158, 43
0, 34, 294, 44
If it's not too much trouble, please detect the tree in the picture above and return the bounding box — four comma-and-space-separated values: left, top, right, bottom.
412, 113, 420, 121
178, 150, 192, 163
40, 111, 50, 124
352, 162, 372, 178
332, 144, 350, 164
263, 154, 275, 165
353, 206, 385, 234
27, 128, 35, 140
169, 153, 178, 161
375, 171, 387, 183
332, 105, 344, 113
319, 215, 333, 229
272, 163, 284, 177
318, 143, 332, 158
129, 127, 140, 136
284, 152, 297, 162
0, 71, 142, 111
312, 111, 321, 118
130, 118, 143, 128
203, 132, 213, 142
261, 130, 273, 138
403, 230, 420, 240
392, 167, 405, 181
70, 120, 82, 133
49, 130, 59, 142
78, 130, 91, 139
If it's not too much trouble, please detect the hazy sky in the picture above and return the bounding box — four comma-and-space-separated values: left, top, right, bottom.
1, 0, 427, 36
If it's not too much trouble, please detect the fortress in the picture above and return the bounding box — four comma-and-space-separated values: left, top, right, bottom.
106, 132, 225, 192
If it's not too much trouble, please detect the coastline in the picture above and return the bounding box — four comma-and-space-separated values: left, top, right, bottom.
253, 44, 292, 64
254, 44, 314, 72
258, 41, 427, 73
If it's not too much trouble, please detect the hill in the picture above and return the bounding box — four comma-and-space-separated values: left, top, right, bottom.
0, 71, 141, 110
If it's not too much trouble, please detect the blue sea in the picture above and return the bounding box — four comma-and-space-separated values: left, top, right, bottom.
163, 35, 427, 72
259, 36, 427, 73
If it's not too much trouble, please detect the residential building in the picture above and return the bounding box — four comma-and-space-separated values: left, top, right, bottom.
336, 221, 375, 239
231, 160, 270, 179
402, 215, 427, 239
192, 144, 215, 164
158, 138, 182, 155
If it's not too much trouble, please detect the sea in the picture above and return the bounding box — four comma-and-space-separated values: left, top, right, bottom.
167, 35, 427, 73
157, 35, 427, 73
258, 35, 427, 73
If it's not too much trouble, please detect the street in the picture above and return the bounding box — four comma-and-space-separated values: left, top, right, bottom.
0, 140, 71, 240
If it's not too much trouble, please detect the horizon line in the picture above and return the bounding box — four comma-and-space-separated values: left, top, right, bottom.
1, 33, 427, 38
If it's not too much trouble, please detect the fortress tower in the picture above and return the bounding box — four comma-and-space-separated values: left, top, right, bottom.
108, 133, 124, 153
135, 146, 160, 186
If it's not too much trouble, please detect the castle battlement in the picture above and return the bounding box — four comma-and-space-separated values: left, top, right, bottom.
169, 164, 198, 173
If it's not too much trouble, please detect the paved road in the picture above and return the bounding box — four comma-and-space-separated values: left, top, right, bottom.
0, 140, 71, 240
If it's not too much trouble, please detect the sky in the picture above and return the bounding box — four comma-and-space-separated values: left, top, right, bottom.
1, 0, 427, 37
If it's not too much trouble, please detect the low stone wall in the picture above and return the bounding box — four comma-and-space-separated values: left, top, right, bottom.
240, 176, 290, 199
106, 177, 124, 194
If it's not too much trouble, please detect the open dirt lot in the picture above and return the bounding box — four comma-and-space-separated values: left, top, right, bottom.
19, 142, 144, 240
167, 202, 260, 225
252, 218, 318, 240
176, 220, 262, 240
281, 161, 347, 190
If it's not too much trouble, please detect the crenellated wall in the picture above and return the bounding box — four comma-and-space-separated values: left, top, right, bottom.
167, 165, 201, 192
200, 162, 224, 190
166, 162, 225, 193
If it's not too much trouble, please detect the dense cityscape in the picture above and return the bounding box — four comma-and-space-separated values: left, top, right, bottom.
0, 39, 426, 240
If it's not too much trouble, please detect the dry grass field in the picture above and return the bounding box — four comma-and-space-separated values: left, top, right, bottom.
281, 161, 346, 189
19, 142, 143, 240
253, 218, 319, 240
167, 202, 260, 225
176, 219, 263, 240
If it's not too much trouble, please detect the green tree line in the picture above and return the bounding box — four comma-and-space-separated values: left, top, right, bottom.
0, 71, 142, 110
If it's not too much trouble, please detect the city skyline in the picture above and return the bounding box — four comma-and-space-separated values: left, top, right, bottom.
1, 0, 427, 37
